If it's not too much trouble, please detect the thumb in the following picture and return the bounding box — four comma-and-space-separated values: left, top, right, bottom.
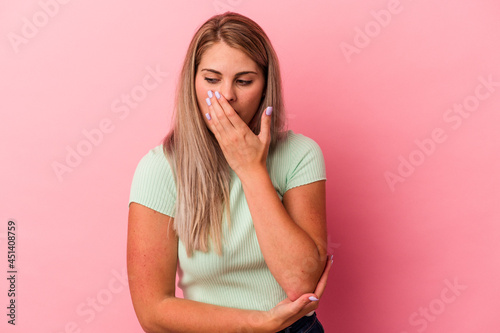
289, 293, 319, 314
258, 106, 273, 144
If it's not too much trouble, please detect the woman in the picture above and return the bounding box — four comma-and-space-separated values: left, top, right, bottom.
127, 12, 333, 332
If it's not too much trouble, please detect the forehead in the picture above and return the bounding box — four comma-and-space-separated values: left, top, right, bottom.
198, 42, 261, 74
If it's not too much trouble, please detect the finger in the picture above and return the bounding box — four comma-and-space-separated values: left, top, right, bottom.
281, 293, 319, 318
269, 295, 319, 331
313, 254, 333, 299
208, 91, 238, 132
205, 93, 237, 146
206, 98, 227, 137
214, 91, 249, 132
205, 91, 233, 139
290, 294, 321, 323
204, 99, 230, 148
257, 106, 273, 144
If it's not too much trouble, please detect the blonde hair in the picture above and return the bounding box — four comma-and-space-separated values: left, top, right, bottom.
163, 12, 287, 257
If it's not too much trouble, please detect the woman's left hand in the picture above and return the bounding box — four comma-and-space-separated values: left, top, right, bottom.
204, 91, 273, 177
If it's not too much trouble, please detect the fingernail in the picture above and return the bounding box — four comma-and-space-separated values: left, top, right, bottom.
265, 106, 273, 116
205, 113, 211, 120
206, 97, 211, 106
309, 296, 319, 301
208, 90, 213, 98
215, 91, 221, 99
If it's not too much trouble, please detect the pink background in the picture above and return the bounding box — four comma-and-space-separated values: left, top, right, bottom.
1, 0, 499, 332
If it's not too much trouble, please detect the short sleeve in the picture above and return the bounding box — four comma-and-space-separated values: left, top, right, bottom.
129, 145, 177, 217
284, 134, 327, 192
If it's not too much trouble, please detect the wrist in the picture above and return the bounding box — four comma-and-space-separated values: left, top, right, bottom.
254, 311, 276, 333
240, 310, 275, 333
236, 164, 269, 186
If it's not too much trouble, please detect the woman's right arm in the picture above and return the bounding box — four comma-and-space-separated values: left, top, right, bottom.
127, 202, 330, 333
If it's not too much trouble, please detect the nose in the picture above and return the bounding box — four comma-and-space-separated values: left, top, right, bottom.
219, 81, 236, 102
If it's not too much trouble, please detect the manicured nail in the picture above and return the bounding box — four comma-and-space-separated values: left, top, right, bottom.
206, 97, 211, 106
207, 90, 213, 98
215, 91, 221, 99
330, 254, 334, 263
205, 113, 211, 120
265, 106, 273, 116
309, 296, 319, 301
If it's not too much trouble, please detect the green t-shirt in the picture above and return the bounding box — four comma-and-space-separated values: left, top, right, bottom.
129, 130, 326, 311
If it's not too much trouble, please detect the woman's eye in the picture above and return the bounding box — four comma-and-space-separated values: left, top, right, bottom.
204, 77, 219, 84
237, 80, 252, 86
204, 77, 252, 85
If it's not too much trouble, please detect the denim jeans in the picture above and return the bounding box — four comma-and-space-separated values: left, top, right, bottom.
275, 312, 325, 333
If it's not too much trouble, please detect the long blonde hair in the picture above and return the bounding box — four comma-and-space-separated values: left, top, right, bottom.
163, 12, 287, 257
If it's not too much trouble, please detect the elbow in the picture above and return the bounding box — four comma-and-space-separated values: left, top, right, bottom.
286, 283, 317, 302
134, 303, 173, 333
286, 290, 304, 302
140, 322, 154, 333
284, 258, 326, 301
136, 313, 158, 333
284, 277, 319, 302
138, 315, 172, 333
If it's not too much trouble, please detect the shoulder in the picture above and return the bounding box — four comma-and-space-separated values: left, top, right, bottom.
133, 145, 175, 178
129, 144, 177, 216
272, 130, 324, 159
138, 144, 171, 164
269, 130, 326, 193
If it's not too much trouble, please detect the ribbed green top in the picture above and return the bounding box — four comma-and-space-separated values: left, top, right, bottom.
129, 130, 326, 311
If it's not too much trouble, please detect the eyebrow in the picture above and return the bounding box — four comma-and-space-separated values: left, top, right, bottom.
201, 68, 258, 76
